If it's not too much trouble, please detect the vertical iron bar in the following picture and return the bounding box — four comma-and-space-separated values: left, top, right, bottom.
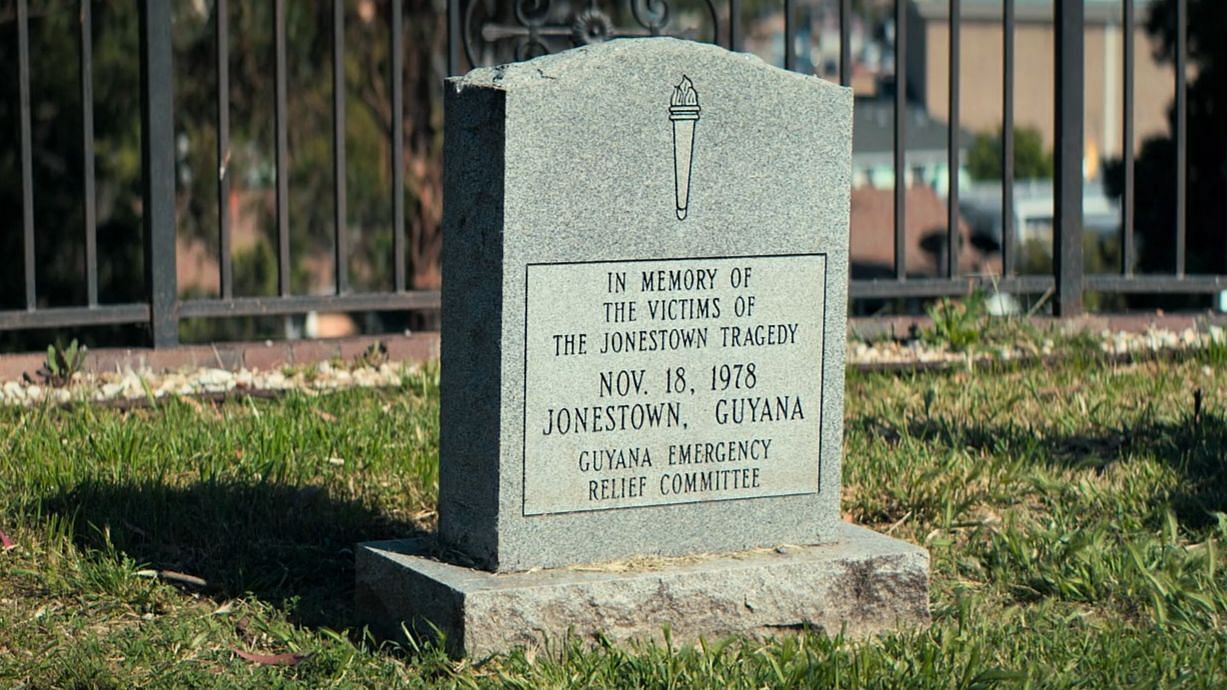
895, 0, 907, 280
392, 0, 406, 292
1002, 0, 1014, 275
447, 0, 461, 76
839, 0, 851, 86
18, 0, 35, 309
1175, 0, 1186, 276
81, 0, 97, 306
1122, 0, 1134, 275
729, 0, 741, 52
1053, 0, 1084, 315
217, 0, 232, 298
783, 0, 795, 71
334, 0, 348, 294
947, 0, 959, 278
139, 0, 178, 346
274, 0, 290, 297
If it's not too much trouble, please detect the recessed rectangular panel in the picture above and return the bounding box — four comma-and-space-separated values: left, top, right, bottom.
523, 254, 827, 516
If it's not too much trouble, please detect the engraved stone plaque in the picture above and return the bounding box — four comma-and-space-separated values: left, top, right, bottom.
522, 254, 827, 515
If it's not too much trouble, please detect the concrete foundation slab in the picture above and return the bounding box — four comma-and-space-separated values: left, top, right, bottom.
356, 524, 929, 657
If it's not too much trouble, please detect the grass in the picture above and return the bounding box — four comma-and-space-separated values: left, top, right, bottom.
1, 351, 1226, 687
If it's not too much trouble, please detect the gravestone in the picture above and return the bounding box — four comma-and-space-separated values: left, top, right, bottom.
357, 37, 929, 656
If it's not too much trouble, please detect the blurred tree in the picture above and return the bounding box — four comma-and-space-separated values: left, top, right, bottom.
967, 126, 1053, 182
0, 0, 445, 350
0, 0, 145, 311
172, 0, 446, 296
1103, 0, 1226, 283
0, 1, 148, 349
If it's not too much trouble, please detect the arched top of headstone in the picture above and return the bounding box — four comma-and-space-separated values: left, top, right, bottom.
449, 37, 838, 96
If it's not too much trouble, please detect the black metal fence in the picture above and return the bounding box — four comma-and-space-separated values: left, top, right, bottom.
2, 0, 1225, 349
4, 0, 437, 348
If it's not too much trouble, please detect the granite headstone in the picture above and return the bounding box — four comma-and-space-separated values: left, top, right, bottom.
357, 37, 929, 656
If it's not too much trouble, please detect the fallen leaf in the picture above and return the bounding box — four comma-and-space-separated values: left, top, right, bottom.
233, 648, 307, 666
327, 457, 345, 466
313, 409, 337, 423
0, 529, 14, 551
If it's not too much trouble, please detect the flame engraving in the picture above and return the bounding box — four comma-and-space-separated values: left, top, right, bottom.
671, 75, 699, 107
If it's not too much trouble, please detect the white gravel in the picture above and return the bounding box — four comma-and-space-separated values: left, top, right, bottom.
1, 360, 411, 407
0, 326, 1222, 406
849, 325, 1226, 368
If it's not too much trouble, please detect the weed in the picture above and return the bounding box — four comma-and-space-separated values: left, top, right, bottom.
1198, 325, 1227, 366
925, 291, 987, 352
281, 362, 321, 383
401, 360, 439, 400
355, 340, 389, 369
38, 338, 86, 387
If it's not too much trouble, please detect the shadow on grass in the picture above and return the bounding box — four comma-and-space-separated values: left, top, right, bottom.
38, 479, 426, 629
852, 410, 1227, 527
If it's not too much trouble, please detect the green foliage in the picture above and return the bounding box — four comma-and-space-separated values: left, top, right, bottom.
925, 291, 987, 351
39, 339, 86, 387
967, 126, 1053, 181
400, 359, 440, 400
1200, 327, 1227, 367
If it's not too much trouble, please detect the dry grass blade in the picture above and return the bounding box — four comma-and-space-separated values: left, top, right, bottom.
135, 569, 208, 588
232, 648, 307, 666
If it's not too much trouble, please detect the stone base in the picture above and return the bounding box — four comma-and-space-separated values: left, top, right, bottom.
356, 523, 929, 658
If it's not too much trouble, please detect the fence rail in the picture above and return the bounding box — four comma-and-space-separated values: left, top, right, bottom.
2, 0, 1223, 348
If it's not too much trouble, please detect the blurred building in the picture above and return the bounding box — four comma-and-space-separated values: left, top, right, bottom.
852, 97, 972, 196
911, 0, 1171, 166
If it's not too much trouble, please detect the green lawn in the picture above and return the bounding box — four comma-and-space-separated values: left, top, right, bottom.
1, 351, 1226, 688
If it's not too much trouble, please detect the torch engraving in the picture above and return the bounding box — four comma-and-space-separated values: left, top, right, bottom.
669, 76, 700, 221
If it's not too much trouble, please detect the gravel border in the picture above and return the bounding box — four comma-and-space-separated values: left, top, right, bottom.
1, 326, 1222, 407
2, 360, 413, 407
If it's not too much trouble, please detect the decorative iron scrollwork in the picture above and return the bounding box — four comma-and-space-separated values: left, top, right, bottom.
462, 0, 720, 70
630, 0, 669, 34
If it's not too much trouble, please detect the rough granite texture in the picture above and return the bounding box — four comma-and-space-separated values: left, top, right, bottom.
438, 38, 854, 572
356, 523, 930, 658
